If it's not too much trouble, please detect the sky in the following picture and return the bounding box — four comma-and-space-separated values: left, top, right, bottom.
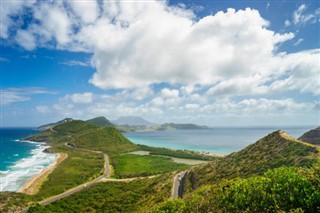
0, 0, 319, 127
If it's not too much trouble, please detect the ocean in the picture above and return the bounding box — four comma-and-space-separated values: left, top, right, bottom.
0, 128, 57, 192
124, 126, 314, 155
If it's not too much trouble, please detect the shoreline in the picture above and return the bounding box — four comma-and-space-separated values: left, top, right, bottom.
18, 153, 68, 195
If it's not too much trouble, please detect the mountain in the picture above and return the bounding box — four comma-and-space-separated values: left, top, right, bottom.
298, 126, 320, 146
36, 118, 73, 130
185, 130, 319, 190
113, 116, 155, 127
86, 116, 114, 127
153, 123, 209, 130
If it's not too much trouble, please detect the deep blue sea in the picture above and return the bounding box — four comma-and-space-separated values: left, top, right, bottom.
124, 126, 314, 155
0, 128, 57, 192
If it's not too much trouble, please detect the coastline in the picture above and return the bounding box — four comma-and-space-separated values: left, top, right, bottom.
18, 153, 68, 195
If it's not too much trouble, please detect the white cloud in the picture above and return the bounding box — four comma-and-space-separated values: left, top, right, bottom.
60, 60, 90, 67
161, 88, 180, 98
0, 88, 54, 105
0, 0, 36, 39
15, 30, 36, 50
68, 1, 99, 24
34, 3, 72, 45
284, 20, 291, 27
1, 0, 319, 102
293, 4, 320, 25
293, 38, 304, 46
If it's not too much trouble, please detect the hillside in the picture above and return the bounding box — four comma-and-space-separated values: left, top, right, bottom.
36, 118, 73, 130
298, 126, 320, 146
184, 130, 319, 191
86, 116, 114, 127
68, 126, 138, 154
113, 116, 155, 126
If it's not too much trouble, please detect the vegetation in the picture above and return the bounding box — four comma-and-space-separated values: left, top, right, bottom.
184, 131, 319, 192
68, 126, 138, 154
27, 174, 173, 213
36, 145, 104, 199
138, 144, 218, 160
0, 192, 37, 212
155, 165, 320, 213
86, 116, 114, 127
111, 154, 189, 178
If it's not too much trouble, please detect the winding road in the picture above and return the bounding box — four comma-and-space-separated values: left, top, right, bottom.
172, 171, 187, 199
20, 143, 187, 212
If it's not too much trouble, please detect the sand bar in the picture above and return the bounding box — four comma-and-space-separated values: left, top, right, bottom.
19, 153, 68, 195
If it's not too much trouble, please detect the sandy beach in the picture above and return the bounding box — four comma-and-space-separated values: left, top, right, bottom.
19, 153, 68, 195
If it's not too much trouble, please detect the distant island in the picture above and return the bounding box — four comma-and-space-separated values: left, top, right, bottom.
37, 116, 209, 132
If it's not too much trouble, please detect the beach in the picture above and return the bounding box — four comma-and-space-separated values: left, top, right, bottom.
19, 153, 68, 195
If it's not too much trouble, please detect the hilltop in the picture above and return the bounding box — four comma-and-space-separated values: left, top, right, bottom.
86, 116, 114, 127
298, 126, 320, 146
184, 130, 319, 190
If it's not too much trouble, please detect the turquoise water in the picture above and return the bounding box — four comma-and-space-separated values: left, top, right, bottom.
124, 126, 313, 155
0, 128, 57, 192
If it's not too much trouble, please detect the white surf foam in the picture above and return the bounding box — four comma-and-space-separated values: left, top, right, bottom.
0, 141, 57, 192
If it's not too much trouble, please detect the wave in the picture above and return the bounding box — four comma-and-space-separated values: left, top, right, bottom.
0, 142, 57, 192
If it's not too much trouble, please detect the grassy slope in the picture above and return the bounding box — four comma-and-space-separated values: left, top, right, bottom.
68, 126, 138, 154
86, 116, 114, 127
36, 145, 104, 199
184, 131, 319, 193
111, 154, 189, 178
27, 174, 173, 213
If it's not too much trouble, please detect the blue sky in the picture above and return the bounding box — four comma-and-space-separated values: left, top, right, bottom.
0, 0, 319, 127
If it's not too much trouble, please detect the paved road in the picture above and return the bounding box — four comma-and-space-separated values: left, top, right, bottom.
172, 171, 187, 199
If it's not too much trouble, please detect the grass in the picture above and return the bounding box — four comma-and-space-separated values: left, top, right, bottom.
27, 174, 173, 213
137, 144, 218, 160
36, 145, 104, 199
111, 154, 189, 178
69, 126, 138, 154
184, 130, 319, 194
0, 192, 37, 213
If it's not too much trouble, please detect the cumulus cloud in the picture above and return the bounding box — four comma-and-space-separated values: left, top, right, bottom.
2, 0, 319, 100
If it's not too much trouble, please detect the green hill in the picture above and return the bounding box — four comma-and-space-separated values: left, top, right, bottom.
298, 126, 320, 146
68, 126, 137, 154
185, 130, 319, 191
86, 116, 114, 127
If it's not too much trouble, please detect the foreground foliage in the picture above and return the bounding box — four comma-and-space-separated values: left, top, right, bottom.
111, 154, 189, 178
155, 165, 320, 213
28, 174, 173, 213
